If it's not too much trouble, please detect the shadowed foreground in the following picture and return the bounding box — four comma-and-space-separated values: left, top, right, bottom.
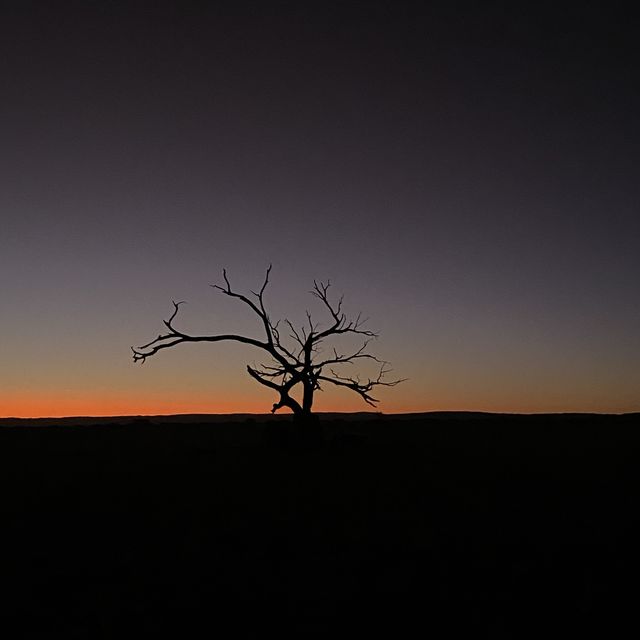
1, 412, 639, 637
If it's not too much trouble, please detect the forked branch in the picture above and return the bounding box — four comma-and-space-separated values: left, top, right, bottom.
318, 363, 406, 407
132, 267, 404, 416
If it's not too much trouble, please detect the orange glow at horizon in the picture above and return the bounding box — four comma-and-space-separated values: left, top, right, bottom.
3, 359, 638, 418
0, 390, 272, 419
1, 389, 416, 419
3, 388, 635, 418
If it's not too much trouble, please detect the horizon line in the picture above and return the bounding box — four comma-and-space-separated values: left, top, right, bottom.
2, 409, 638, 422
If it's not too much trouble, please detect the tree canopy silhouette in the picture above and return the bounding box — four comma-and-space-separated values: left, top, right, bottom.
132, 266, 403, 420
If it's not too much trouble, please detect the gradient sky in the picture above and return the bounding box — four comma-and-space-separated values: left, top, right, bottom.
1, 2, 638, 417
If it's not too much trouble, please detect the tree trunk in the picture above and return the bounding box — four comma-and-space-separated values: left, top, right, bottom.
302, 381, 314, 415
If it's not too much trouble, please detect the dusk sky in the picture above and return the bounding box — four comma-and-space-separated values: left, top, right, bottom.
1, 2, 638, 417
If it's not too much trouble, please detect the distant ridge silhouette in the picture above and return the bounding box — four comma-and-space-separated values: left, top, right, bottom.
2, 411, 638, 428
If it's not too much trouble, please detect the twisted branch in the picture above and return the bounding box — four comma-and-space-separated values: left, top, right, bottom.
132, 267, 404, 414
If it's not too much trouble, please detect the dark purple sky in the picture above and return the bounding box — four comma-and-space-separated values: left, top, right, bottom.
1, 2, 638, 416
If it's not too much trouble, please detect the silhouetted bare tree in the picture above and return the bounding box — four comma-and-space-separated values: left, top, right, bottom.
132, 266, 403, 421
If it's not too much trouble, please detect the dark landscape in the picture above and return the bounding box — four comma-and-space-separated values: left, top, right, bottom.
2, 412, 639, 637
2, 3, 639, 637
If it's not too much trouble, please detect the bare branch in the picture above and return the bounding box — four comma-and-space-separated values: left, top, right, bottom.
246, 365, 286, 391
310, 280, 378, 342
132, 296, 274, 365
133, 267, 403, 416
314, 339, 384, 368
247, 365, 303, 415
269, 319, 299, 362
317, 363, 406, 407
211, 265, 275, 348
285, 319, 305, 351
305, 310, 315, 335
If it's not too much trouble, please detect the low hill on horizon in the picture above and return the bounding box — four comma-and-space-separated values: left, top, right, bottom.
1, 410, 638, 428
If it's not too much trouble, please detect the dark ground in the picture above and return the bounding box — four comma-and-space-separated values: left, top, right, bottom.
1, 412, 639, 638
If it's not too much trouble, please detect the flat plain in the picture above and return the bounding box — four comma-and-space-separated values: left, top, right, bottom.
1, 412, 638, 637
